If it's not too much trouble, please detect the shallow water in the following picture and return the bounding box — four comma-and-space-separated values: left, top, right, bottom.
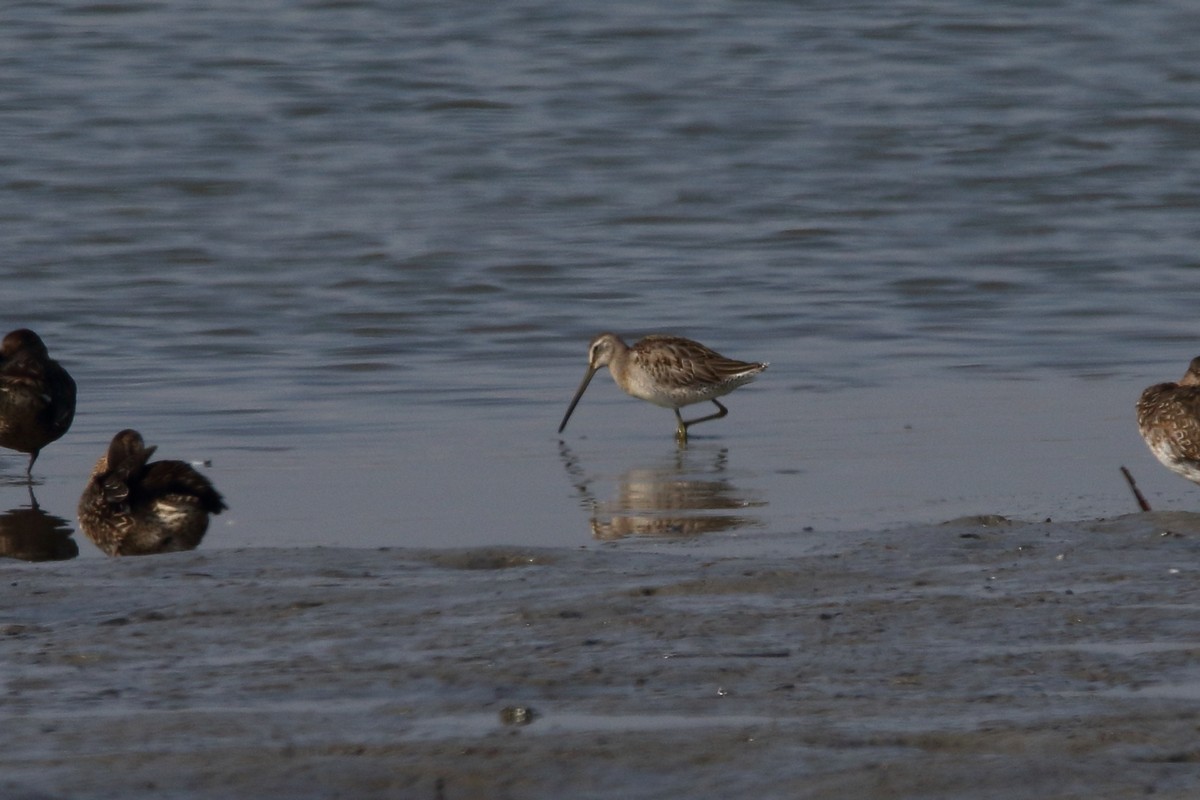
3, 1, 1200, 555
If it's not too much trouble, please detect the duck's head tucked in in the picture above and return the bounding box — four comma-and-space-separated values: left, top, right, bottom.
78, 429, 227, 557
1, 329, 50, 360
1180, 357, 1200, 387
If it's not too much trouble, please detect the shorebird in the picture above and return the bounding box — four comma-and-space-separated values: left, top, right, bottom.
557, 333, 767, 444
1137, 356, 1200, 486
77, 429, 227, 556
0, 328, 77, 476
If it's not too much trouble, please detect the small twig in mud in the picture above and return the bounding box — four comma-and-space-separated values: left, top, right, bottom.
1120, 466, 1152, 512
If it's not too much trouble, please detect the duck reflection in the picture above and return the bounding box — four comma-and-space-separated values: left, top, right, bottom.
0, 486, 78, 561
559, 443, 764, 540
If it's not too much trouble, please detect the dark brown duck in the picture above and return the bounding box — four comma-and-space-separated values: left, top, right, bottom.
78, 429, 227, 556
0, 328, 77, 475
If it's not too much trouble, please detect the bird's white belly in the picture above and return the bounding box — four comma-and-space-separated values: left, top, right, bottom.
1150, 437, 1200, 483
619, 371, 716, 409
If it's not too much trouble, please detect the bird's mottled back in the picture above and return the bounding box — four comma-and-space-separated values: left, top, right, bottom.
1137, 358, 1200, 485
631, 335, 766, 389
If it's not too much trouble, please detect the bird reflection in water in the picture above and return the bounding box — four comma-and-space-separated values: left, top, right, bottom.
559, 443, 764, 540
0, 485, 78, 561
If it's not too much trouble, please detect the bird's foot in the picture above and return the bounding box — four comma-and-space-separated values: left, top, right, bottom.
675, 424, 689, 446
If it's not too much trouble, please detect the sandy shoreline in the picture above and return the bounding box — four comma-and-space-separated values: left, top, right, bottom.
5, 512, 1200, 798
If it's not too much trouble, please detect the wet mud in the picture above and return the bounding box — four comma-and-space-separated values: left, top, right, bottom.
5, 511, 1200, 798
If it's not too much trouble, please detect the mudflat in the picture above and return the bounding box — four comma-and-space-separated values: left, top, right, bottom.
4, 511, 1200, 799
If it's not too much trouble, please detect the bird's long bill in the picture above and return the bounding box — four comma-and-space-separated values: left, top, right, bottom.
558, 366, 598, 434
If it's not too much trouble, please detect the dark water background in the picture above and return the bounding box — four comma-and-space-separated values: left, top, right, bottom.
4, 1, 1200, 556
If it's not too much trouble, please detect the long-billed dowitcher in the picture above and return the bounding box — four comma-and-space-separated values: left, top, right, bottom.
0, 328, 77, 475
77, 429, 227, 556
558, 333, 767, 444
1137, 356, 1200, 486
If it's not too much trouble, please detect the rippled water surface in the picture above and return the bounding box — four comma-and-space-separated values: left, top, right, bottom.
4, 1, 1200, 556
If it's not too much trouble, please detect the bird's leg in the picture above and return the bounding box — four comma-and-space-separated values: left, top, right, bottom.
25, 450, 39, 480
674, 409, 689, 445
682, 400, 729, 431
